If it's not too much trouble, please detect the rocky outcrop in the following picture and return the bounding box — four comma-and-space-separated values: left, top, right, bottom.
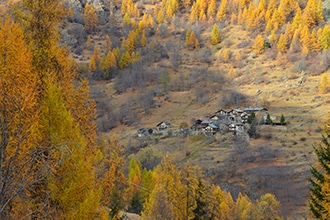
64, 0, 109, 24
65, 0, 84, 14
324, 0, 330, 21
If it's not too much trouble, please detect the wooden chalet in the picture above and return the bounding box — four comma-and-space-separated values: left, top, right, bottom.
210, 114, 221, 121
156, 121, 171, 130
192, 119, 203, 130
232, 109, 244, 116
215, 109, 233, 116
201, 120, 211, 128
244, 107, 268, 113
240, 112, 250, 123
229, 123, 245, 132
137, 128, 153, 137
205, 123, 220, 132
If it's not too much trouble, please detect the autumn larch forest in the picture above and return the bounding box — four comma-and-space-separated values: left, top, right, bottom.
1, 0, 330, 219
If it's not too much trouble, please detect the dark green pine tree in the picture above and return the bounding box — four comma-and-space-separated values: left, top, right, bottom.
247, 119, 258, 138
247, 112, 256, 124
280, 114, 285, 124
266, 113, 273, 125
128, 192, 143, 214
193, 179, 207, 220
309, 123, 330, 219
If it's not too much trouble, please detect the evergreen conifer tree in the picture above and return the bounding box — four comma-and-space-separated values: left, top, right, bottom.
310, 115, 330, 218
280, 114, 285, 124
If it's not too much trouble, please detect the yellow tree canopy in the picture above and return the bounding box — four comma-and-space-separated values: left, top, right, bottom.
253, 34, 265, 54
211, 23, 221, 45
84, 3, 99, 32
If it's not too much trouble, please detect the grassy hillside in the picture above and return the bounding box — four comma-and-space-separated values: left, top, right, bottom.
62, 0, 330, 218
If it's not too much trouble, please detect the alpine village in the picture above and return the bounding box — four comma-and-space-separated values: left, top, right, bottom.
2, 0, 330, 219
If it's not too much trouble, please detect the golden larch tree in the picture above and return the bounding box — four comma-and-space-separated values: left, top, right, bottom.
15, 0, 104, 218
185, 28, 192, 45
42, 79, 101, 219
267, 8, 286, 31
71, 78, 98, 154
229, 66, 237, 80
122, 30, 138, 53
104, 34, 112, 52
222, 48, 231, 62
319, 73, 330, 94
67, 7, 74, 19
141, 30, 147, 47
183, 0, 192, 8
0, 16, 41, 219
267, 0, 276, 13
237, 9, 244, 25
142, 154, 187, 219
278, 0, 293, 16
86, 35, 92, 49
300, 25, 311, 53
199, 10, 207, 22
128, 157, 142, 195
99, 135, 127, 219
89, 55, 97, 72
284, 23, 294, 44
139, 14, 148, 30
89, 46, 99, 72
277, 34, 288, 52
310, 28, 320, 52
290, 29, 301, 52
195, 37, 200, 50
216, 0, 227, 21
253, 34, 265, 54
230, 13, 237, 24
234, 51, 241, 61
255, 194, 281, 220
320, 25, 330, 50
302, 0, 324, 28
291, 5, 302, 30
270, 29, 277, 45
302, 44, 309, 56
123, 12, 131, 26
84, 3, 99, 32
207, 0, 216, 19
207, 185, 235, 219
234, 193, 253, 220
188, 31, 197, 47
156, 9, 164, 23
147, 14, 154, 29
119, 51, 131, 69
211, 23, 220, 45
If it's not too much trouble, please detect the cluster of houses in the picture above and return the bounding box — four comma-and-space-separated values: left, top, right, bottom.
135, 107, 280, 138
192, 107, 268, 134
135, 121, 172, 137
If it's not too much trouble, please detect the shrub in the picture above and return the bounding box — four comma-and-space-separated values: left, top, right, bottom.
222, 38, 232, 47
66, 23, 87, 46
135, 147, 162, 170
138, 89, 155, 114
291, 57, 306, 73
219, 90, 248, 108
158, 23, 168, 38
195, 87, 209, 104
237, 40, 252, 48
264, 133, 272, 140
180, 122, 189, 129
